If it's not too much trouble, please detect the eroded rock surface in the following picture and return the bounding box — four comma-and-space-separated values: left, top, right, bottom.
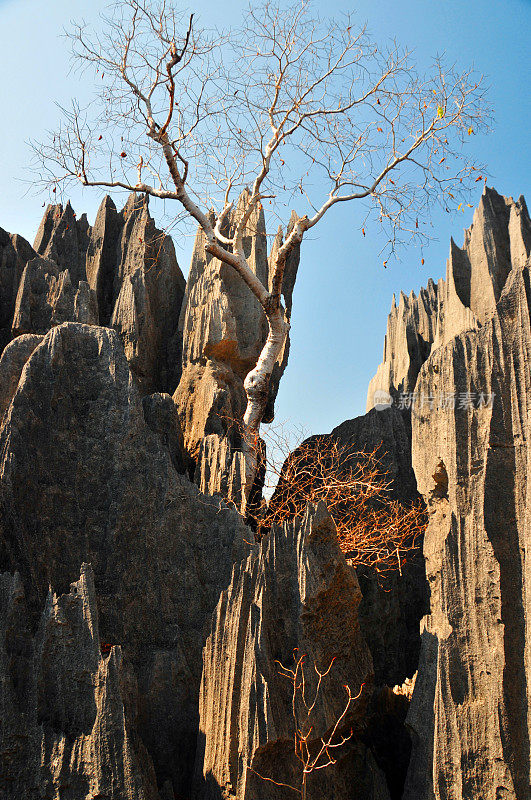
0, 322, 248, 797
174, 192, 300, 505
195, 503, 388, 800
5, 194, 186, 395
0, 227, 37, 350
0, 563, 159, 800
268, 405, 427, 690
0, 333, 44, 418
403, 256, 531, 800
367, 187, 531, 410
12, 256, 98, 337
34, 201, 91, 287
329, 408, 427, 689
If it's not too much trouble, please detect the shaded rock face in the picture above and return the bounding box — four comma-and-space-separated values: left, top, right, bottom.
34, 194, 186, 395
174, 193, 300, 503
34, 201, 91, 287
328, 408, 428, 690
0, 322, 248, 798
0, 227, 37, 350
1, 194, 185, 396
266, 406, 427, 799
268, 406, 427, 690
403, 257, 531, 800
0, 563, 159, 800
365, 188, 531, 798
367, 187, 531, 410
367, 280, 439, 410
12, 256, 98, 337
194, 503, 388, 800
0, 333, 43, 419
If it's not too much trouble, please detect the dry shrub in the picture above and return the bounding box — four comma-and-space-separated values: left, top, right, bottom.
224, 415, 426, 576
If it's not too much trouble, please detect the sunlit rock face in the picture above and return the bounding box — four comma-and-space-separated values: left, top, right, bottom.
3, 193, 187, 395
174, 192, 300, 506
404, 254, 531, 800
1, 178, 529, 800
194, 503, 387, 800
367, 187, 531, 411
366, 187, 531, 799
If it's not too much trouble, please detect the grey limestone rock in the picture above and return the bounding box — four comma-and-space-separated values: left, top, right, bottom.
33, 201, 91, 287
268, 405, 426, 688
328, 408, 428, 689
12, 256, 98, 337
32, 193, 186, 395
0, 227, 37, 351
403, 257, 531, 800
0, 321, 249, 798
0, 563, 160, 800
142, 390, 189, 475
105, 193, 185, 394
367, 187, 531, 411
174, 193, 300, 506
33, 201, 90, 288
367, 281, 439, 411
0, 333, 44, 419
194, 502, 388, 800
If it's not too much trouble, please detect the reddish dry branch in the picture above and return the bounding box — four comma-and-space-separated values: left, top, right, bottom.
250, 652, 363, 799
224, 414, 426, 575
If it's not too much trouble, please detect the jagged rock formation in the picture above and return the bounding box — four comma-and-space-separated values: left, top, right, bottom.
367, 281, 439, 409
0, 195, 185, 396
268, 406, 427, 690
0, 333, 43, 418
329, 408, 428, 690
194, 503, 389, 800
0, 321, 249, 797
0, 227, 37, 350
403, 256, 531, 799
2, 191, 296, 508
34, 195, 186, 394
34, 200, 91, 287
12, 255, 98, 336
364, 187, 531, 798
7, 182, 529, 800
367, 187, 531, 410
265, 405, 427, 799
174, 192, 300, 504
0, 563, 159, 800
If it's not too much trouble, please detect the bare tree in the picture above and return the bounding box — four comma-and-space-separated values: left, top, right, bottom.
33, 0, 490, 510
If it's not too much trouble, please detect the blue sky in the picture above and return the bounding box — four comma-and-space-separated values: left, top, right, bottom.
0, 0, 529, 436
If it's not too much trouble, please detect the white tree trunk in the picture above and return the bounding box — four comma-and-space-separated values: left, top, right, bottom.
240, 307, 289, 514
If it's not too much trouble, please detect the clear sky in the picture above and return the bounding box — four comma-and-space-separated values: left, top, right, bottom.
0, 0, 529, 436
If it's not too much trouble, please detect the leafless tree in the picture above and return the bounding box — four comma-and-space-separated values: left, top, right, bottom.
33, 0, 490, 510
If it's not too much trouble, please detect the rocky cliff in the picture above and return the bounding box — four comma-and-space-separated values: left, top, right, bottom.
173, 192, 300, 506
366, 186, 531, 799
1, 183, 529, 800
367, 187, 531, 411
0, 194, 186, 396
0, 563, 160, 800
405, 249, 531, 797
194, 502, 384, 800
0, 193, 305, 798
0, 321, 250, 797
